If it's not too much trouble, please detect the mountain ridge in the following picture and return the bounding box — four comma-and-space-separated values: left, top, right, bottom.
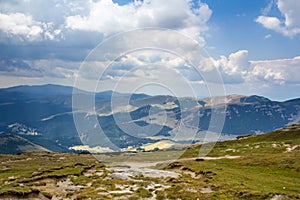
0, 84, 299, 154
2, 84, 297, 102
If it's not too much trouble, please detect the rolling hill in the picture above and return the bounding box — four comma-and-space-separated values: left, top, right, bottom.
0, 132, 49, 154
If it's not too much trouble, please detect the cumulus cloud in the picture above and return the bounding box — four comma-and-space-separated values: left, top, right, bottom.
0, 0, 212, 61
6, 48, 298, 89
80, 51, 187, 81
1, 49, 299, 101
251, 56, 300, 84
65, 0, 212, 42
0, 13, 42, 41
0, 12, 62, 41
79, 47, 300, 88
0, 0, 212, 43
213, 50, 250, 84
256, 0, 300, 37
213, 50, 300, 85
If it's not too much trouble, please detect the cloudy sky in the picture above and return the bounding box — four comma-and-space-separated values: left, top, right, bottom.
0, 0, 299, 100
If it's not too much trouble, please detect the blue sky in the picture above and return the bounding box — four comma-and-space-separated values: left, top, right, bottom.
202, 0, 300, 60
0, 0, 299, 100
112, 0, 300, 59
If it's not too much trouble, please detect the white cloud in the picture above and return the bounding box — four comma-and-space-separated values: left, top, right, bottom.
0, 12, 42, 41
65, 0, 212, 42
1, 50, 299, 101
256, 16, 281, 30
2, 47, 299, 91
0, 12, 63, 41
226, 50, 250, 74
213, 50, 300, 85
264, 34, 272, 39
250, 56, 300, 84
213, 50, 249, 84
6, 48, 298, 90
0, 0, 211, 60
256, 0, 300, 37
277, 0, 300, 28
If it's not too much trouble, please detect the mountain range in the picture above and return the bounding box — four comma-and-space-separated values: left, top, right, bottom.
0, 84, 299, 154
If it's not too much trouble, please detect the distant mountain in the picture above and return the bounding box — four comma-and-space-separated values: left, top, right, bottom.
0, 84, 149, 101
0, 84, 299, 154
0, 132, 49, 154
1, 84, 74, 96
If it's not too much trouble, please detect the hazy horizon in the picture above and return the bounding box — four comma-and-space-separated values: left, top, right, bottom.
1, 83, 299, 102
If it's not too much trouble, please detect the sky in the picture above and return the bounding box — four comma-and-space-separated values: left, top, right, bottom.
0, 0, 299, 100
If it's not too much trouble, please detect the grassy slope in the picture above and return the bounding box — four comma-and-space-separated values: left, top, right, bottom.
164, 125, 300, 199
0, 125, 299, 199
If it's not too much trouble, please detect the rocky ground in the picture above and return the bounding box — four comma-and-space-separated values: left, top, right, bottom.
0, 125, 299, 199
0, 152, 219, 200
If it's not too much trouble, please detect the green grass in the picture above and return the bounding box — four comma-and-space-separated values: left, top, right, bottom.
0, 152, 102, 197
166, 126, 300, 199
0, 126, 299, 199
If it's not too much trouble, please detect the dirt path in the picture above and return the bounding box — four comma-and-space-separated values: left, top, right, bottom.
109, 155, 241, 168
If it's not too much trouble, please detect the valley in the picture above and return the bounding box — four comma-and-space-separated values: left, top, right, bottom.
0, 84, 299, 154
